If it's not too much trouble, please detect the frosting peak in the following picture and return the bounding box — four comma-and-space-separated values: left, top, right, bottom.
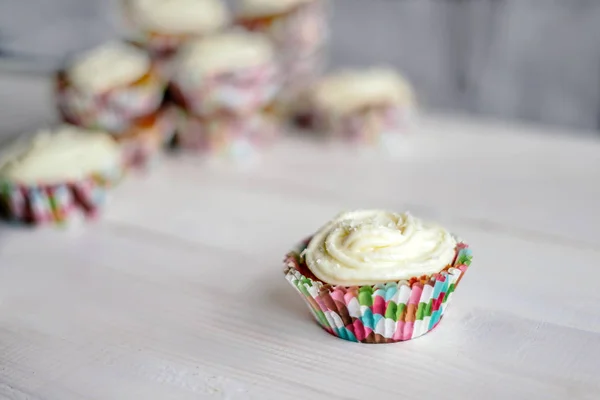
0, 125, 121, 184
68, 41, 150, 93
176, 31, 274, 76
303, 210, 457, 286
128, 0, 229, 35
238, 0, 316, 17
313, 68, 414, 115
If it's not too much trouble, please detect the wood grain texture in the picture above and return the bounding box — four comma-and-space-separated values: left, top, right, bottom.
0, 75, 599, 399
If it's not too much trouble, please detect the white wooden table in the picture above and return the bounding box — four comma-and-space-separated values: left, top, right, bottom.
0, 74, 599, 400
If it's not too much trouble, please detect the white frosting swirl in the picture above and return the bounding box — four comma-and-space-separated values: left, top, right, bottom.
176, 31, 274, 77
303, 210, 457, 286
313, 68, 414, 116
128, 0, 228, 35
68, 41, 150, 93
0, 125, 121, 184
238, 0, 316, 17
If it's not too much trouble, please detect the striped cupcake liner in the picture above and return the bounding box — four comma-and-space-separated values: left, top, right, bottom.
172, 106, 280, 160
0, 167, 123, 226
284, 237, 472, 343
237, 0, 329, 60
319, 104, 417, 145
55, 70, 166, 133
171, 64, 281, 117
120, 1, 194, 55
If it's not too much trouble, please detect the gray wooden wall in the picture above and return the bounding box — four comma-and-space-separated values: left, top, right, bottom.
329, 0, 600, 131
1, 0, 600, 132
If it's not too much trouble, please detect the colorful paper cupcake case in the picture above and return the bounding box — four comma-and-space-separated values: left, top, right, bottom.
324, 105, 416, 145
121, 0, 229, 55
0, 167, 122, 225
237, 1, 328, 118
173, 107, 278, 159
238, 0, 328, 59
172, 64, 280, 116
56, 71, 166, 133
284, 239, 472, 343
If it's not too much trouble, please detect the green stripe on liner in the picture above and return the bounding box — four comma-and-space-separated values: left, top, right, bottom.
444, 284, 456, 302
49, 194, 58, 214
297, 282, 311, 297
416, 303, 425, 320
300, 277, 312, 285
425, 299, 434, 317
358, 287, 373, 306
457, 251, 472, 266
396, 303, 406, 321
314, 310, 329, 328
0, 180, 9, 196
385, 302, 398, 321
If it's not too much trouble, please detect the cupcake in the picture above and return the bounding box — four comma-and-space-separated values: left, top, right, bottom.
0, 125, 124, 225
236, 0, 328, 58
172, 105, 279, 160
123, 0, 229, 56
310, 68, 416, 145
236, 0, 328, 118
284, 210, 472, 343
170, 31, 280, 117
56, 41, 166, 133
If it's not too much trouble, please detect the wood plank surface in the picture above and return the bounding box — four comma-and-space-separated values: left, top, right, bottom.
0, 74, 598, 399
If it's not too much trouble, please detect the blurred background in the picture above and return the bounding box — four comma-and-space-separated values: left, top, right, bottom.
1, 0, 600, 132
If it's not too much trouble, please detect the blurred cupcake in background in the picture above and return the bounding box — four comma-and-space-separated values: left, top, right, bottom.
170, 31, 280, 116
122, 0, 229, 75
236, 0, 328, 120
170, 31, 281, 160
56, 41, 165, 133
0, 125, 124, 226
56, 41, 174, 170
173, 106, 279, 160
236, 0, 327, 57
310, 68, 416, 146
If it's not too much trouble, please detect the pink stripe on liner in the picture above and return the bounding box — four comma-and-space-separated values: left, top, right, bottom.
314, 295, 327, 312
403, 321, 414, 340
350, 320, 371, 342
393, 321, 405, 341
71, 180, 98, 217
432, 293, 445, 312
329, 288, 345, 303
372, 295, 386, 315
10, 187, 26, 219
408, 284, 423, 305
